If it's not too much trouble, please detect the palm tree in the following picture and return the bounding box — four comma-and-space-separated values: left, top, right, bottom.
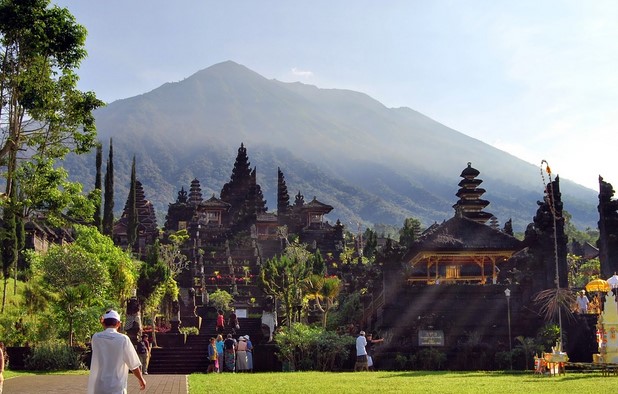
515, 336, 538, 370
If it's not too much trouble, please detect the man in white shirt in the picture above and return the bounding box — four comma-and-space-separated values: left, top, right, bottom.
576, 291, 590, 314
87, 309, 146, 394
354, 331, 368, 371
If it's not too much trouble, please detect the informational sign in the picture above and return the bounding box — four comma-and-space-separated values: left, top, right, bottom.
418, 330, 444, 346
236, 309, 247, 318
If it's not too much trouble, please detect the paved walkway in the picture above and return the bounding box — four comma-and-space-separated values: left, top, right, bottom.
4, 374, 188, 394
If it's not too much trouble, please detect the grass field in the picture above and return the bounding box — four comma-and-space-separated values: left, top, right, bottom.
188, 371, 616, 394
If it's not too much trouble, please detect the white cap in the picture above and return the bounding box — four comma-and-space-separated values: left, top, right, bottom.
359, 331, 365, 336
103, 309, 121, 321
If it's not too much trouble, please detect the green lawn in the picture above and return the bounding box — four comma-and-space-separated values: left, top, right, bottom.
189, 371, 615, 394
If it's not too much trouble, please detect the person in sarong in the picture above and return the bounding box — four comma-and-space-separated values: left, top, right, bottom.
223, 333, 236, 372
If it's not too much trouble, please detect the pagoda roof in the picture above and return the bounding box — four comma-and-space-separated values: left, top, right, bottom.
404, 216, 523, 264
458, 178, 483, 187
460, 162, 480, 178
198, 194, 231, 210
456, 188, 486, 197
257, 212, 278, 223
302, 197, 333, 213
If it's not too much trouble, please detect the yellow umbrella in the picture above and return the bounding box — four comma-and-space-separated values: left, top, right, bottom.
586, 279, 611, 293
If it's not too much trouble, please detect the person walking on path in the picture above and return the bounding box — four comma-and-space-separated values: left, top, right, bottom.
87, 309, 146, 394
365, 333, 384, 371
354, 331, 368, 372
228, 310, 239, 334
216, 310, 225, 334
136, 333, 151, 375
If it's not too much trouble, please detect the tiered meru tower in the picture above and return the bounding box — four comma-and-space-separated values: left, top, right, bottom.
452, 162, 493, 223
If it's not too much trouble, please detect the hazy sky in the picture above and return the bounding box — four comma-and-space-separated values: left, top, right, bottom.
54, 0, 618, 191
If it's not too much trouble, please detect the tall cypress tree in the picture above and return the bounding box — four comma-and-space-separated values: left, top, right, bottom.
93, 143, 103, 231
103, 138, 114, 237
277, 167, 290, 216
126, 156, 138, 249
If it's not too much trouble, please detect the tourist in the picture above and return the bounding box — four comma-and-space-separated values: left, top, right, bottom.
136, 333, 151, 375
354, 331, 369, 372
223, 333, 236, 372
365, 333, 384, 371
236, 335, 249, 372
87, 309, 146, 393
207, 337, 218, 373
215, 334, 225, 372
577, 290, 590, 314
245, 335, 254, 372
228, 310, 239, 334
0, 342, 6, 393
216, 310, 225, 334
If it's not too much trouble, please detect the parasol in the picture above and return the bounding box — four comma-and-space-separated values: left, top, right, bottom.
586, 279, 610, 293
607, 274, 618, 289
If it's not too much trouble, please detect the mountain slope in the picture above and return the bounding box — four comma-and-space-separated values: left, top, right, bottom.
66, 61, 598, 232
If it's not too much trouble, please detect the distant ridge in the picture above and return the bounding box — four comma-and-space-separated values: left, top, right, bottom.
63, 61, 598, 232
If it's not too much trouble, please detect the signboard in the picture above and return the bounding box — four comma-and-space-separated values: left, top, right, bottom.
235, 309, 247, 318
418, 330, 444, 346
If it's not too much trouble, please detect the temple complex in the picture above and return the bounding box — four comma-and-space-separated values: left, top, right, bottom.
113, 179, 159, 254
161, 144, 345, 318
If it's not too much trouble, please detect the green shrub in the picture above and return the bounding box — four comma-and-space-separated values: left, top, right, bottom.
411, 347, 447, 370
274, 323, 355, 371
24, 341, 86, 371
179, 326, 199, 335
209, 289, 234, 312
394, 353, 409, 370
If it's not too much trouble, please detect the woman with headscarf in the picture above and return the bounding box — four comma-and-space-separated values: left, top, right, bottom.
235, 336, 249, 372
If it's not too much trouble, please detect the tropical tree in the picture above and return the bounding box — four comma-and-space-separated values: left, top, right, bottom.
71, 225, 137, 306
302, 274, 342, 328
0, 0, 103, 312
0, 0, 102, 163
399, 217, 422, 249
29, 244, 111, 345
160, 230, 190, 278
261, 244, 313, 327
136, 241, 179, 346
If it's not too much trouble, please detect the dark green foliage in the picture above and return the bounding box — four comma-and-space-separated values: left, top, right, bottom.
399, 217, 422, 249
277, 167, 290, 216
24, 342, 86, 371
362, 228, 378, 259
311, 249, 326, 275
137, 241, 170, 306
327, 291, 362, 329
102, 139, 114, 236
274, 323, 355, 371
410, 347, 447, 370
126, 156, 138, 248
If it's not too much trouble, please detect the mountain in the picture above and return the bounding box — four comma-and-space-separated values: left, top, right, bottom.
63, 61, 598, 232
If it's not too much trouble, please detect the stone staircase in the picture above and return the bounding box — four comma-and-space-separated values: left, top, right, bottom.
147, 318, 265, 374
